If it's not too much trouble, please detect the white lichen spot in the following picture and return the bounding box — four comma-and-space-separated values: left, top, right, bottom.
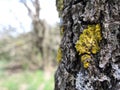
112, 64, 120, 80
76, 72, 94, 90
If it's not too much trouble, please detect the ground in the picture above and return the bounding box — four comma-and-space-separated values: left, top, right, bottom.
0, 61, 55, 90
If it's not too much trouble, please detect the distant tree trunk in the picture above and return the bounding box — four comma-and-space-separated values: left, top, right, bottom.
55, 0, 120, 90
21, 0, 46, 68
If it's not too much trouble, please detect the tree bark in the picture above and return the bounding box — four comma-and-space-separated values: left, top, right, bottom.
55, 0, 120, 90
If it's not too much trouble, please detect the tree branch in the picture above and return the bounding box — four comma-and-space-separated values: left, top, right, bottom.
34, 0, 40, 18
22, 1, 33, 18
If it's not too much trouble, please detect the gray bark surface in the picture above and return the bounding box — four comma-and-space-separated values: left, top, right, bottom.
55, 0, 120, 90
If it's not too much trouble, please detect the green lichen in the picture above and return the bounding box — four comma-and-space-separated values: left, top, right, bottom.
56, 47, 62, 63
56, 0, 64, 17
75, 24, 102, 68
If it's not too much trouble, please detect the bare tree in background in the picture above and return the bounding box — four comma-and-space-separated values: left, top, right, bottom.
21, 0, 46, 67
55, 0, 120, 90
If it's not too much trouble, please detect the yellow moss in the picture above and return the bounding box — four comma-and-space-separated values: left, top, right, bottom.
83, 62, 90, 68
56, 47, 62, 63
56, 0, 64, 17
60, 26, 64, 35
75, 24, 102, 68
75, 24, 102, 55
81, 54, 91, 62
81, 54, 91, 68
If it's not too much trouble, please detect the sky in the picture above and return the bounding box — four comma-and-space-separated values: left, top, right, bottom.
0, 0, 59, 34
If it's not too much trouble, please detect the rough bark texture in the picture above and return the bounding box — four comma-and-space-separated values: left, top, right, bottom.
55, 0, 120, 90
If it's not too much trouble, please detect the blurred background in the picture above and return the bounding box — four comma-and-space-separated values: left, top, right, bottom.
0, 0, 61, 90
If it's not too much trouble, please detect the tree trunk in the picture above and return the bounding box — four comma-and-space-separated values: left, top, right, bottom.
55, 0, 120, 90
22, 0, 46, 69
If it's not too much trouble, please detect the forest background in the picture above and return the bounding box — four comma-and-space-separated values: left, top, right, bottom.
0, 0, 60, 90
